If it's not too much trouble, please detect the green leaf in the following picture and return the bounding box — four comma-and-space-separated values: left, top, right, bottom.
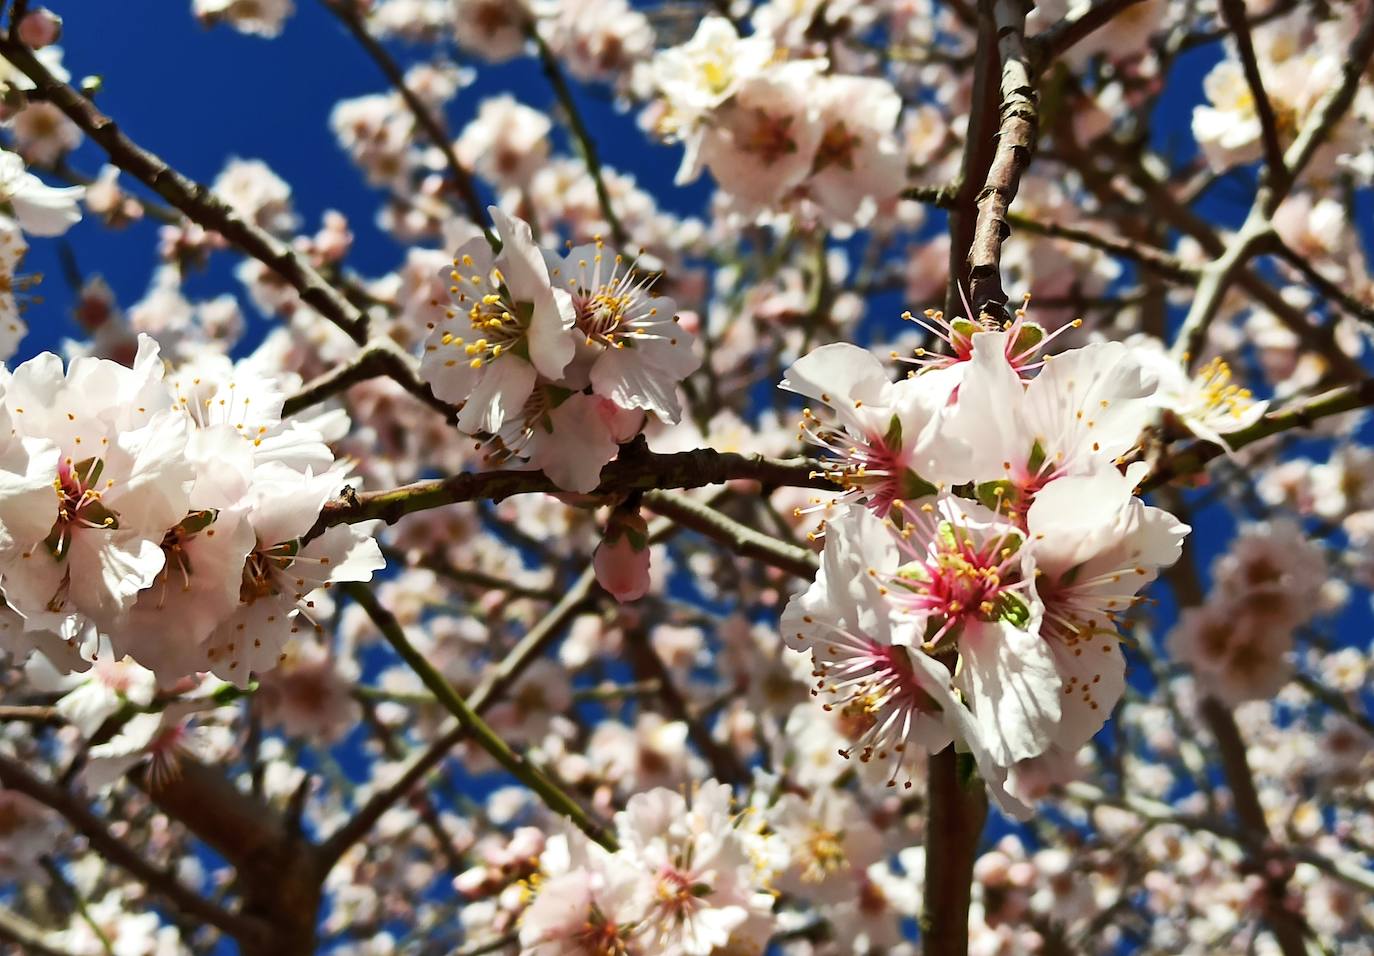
1026, 439, 1047, 477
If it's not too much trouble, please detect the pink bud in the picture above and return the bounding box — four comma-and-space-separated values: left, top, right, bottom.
17, 9, 61, 48
594, 514, 650, 603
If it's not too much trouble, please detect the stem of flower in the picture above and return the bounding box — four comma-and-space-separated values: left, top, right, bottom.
921, 747, 989, 956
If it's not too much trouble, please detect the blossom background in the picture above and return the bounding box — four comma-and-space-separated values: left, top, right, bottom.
1, 1, 1373, 954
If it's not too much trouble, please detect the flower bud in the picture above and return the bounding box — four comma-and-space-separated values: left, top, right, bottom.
594, 511, 650, 603
17, 8, 61, 48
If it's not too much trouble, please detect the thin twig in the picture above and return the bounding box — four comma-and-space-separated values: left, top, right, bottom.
643, 489, 817, 579
1271, 236, 1374, 328
1028, 0, 1146, 69
318, 566, 601, 866
1218, 0, 1286, 182
282, 337, 458, 423
527, 24, 629, 249
343, 582, 614, 848
320, 0, 495, 248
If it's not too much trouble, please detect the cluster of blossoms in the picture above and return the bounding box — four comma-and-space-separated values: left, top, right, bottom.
647, 16, 907, 223
782, 323, 1191, 812
1193, 6, 1374, 178
0, 0, 1367, 953
0, 337, 384, 685
420, 207, 700, 494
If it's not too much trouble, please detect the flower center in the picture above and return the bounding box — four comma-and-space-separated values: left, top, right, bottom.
1196, 356, 1255, 420
883, 500, 1029, 646
46, 456, 118, 560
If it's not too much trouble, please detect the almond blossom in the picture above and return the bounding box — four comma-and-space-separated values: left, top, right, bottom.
421, 207, 576, 434
0, 147, 83, 236
781, 342, 967, 516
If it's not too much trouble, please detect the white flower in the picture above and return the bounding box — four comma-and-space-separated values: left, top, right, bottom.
0, 337, 195, 634
767, 789, 884, 904
420, 208, 577, 434
781, 504, 1031, 816
1128, 336, 1268, 450
520, 832, 648, 955
1025, 464, 1189, 752
0, 220, 29, 361
451, 0, 530, 62
0, 148, 83, 237
697, 62, 825, 209
649, 15, 776, 181
548, 242, 700, 424
615, 782, 776, 956
946, 331, 1157, 515
805, 75, 906, 224
194, 0, 294, 37
211, 157, 298, 234
455, 96, 552, 188
782, 342, 967, 516
197, 463, 384, 685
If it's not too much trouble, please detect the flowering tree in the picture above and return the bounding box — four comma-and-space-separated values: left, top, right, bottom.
0, 0, 1370, 953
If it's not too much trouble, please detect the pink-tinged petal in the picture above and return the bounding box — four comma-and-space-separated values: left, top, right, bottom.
956, 619, 1062, 767
904, 649, 1034, 819
529, 393, 618, 494
455, 357, 536, 435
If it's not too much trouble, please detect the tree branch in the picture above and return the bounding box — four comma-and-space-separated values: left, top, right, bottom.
527, 24, 630, 249
0, 755, 271, 949
1277, 9, 1374, 198
311, 451, 830, 536
318, 566, 601, 866
0, 36, 369, 344
282, 337, 458, 423
320, 0, 495, 249
643, 489, 817, 579
967, 0, 1038, 320
921, 748, 989, 956
1027, 0, 1145, 69
1141, 376, 1374, 491
1218, 0, 1286, 183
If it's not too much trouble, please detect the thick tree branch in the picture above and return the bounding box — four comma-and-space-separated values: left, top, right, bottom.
922, 748, 989, 956
967, 0, 1038, 320
0, 755, 272, 949
0, 37, 370, 344
945, 9, 1002, 319
312, 451, 830, 536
